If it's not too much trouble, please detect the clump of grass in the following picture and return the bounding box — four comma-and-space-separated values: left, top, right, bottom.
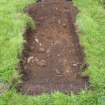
0, 0, 35, 83
0, 0, 36, 94
74, 0, 105, 90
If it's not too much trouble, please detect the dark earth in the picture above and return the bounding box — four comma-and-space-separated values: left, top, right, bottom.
18, 0, 89, 95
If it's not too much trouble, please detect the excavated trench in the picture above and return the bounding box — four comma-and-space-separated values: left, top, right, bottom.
18, 0, 89, 95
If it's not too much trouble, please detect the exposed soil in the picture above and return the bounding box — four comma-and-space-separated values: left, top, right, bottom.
18, 0, 89, 95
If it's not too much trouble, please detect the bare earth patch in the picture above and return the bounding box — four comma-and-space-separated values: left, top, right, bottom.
18, 0, 89, 95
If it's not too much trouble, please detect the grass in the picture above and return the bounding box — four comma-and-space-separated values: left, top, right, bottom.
0, 0, 35, 83
0, 0, 105, 105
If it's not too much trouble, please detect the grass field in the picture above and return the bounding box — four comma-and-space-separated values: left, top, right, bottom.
0, 0, 105, 105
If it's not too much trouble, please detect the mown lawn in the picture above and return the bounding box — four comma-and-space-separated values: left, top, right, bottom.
0, 0, 105, 105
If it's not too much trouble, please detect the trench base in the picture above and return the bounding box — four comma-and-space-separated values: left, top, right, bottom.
18, 0, 88, 95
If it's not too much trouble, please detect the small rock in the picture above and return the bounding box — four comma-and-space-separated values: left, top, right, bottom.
56, 69, 61, 74
64, 59, 68, 63
58, 19, 61, 24
72, 63, 78, 67
55, 7, 58, 10
57, 54, 60, 57
35, 38, 42, 46
56, 69, 63, 75
35, 38, 39, 43
27, 56, 34, 63
54, 40, 61, 45
36, 59, 47, 67
46, 49, 50, 53
39, 43, 42, 46
38, 47, 45, 53
66, 70, 69, 73
62, 23, 66, 27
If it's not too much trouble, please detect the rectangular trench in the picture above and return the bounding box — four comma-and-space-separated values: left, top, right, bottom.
18, 0, 89, 95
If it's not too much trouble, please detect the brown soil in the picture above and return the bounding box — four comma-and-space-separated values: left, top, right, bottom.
18, 0, 89, 95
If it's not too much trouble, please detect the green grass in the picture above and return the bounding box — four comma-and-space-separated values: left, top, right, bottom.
0, 0, 35, 83
0, 0, 105, 105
